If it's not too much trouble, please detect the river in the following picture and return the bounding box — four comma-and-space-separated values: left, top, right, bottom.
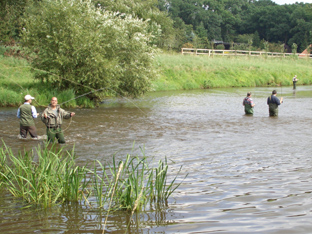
1, 86, 312, 233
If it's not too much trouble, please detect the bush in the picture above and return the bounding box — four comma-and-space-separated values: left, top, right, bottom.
22, 0, 158, 99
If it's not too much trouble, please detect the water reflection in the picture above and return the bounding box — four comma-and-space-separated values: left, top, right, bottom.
1, 86, 312, 233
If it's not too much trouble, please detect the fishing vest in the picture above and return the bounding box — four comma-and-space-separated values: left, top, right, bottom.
19, 104, 35, 126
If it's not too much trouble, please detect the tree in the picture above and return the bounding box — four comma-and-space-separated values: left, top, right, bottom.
94, 0, 174, 49
252, 31, 261, 48
0, 0, 30, 44
288, 4, 312, 52
22, 0, 158, 99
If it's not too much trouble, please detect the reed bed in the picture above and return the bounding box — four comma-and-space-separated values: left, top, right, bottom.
0, 141, 185, 211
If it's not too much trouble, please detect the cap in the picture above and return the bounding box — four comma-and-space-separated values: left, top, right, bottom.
24, 94, 35, 101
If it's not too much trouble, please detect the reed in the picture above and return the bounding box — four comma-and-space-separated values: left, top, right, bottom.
0, 141, 90, 208
150, 158, 186, 204
0, 141, 185, 210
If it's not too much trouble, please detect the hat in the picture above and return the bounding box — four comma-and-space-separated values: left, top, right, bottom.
24, 94, 35, 101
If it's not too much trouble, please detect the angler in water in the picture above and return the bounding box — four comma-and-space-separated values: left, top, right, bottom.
242, 92, 255, 115
17, 94, 39, 139
267, 90, 283, 117
41, 97, 75, 143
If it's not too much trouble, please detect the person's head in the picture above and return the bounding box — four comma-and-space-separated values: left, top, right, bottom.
247, 92, 252, 97
272, 90, 277, 95
24, 94, 35, 103
50, 97, 58, 108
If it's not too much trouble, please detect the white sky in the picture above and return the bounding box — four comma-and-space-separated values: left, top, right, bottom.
273, 0, 312, 4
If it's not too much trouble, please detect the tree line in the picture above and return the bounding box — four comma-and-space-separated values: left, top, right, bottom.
1, 0, 312, 52
0, 0, 311, 100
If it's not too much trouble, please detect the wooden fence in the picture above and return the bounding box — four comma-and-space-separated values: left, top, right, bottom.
181, 48, 312, 59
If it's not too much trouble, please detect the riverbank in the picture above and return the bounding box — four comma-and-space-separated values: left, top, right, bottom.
1, 52, 312, 107
153, 53, 312, 91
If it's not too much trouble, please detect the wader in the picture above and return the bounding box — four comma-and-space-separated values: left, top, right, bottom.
46, 126, 65, 143
268, 103, 278, 116
244, 104, 254, 115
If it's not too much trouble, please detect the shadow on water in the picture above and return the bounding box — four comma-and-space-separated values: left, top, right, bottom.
1, 86, 312, 233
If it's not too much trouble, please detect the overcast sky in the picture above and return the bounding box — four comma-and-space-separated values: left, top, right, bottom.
273, 0, 312, 4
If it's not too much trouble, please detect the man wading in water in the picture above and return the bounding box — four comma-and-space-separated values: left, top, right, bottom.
41, 97, 75, 143
267, 90, 283, 117
17, 94, 38, 139
242, 92, 255, 115
293, 75, 298, 89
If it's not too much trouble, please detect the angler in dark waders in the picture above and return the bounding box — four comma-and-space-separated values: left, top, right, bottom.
293, 75, 298, 89
267, 90, 283, 117
41, 97, 75, 143
17, 94, 39, 139
242, 92, 255, 115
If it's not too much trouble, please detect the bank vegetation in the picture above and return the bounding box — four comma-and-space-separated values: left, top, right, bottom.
1, 49, 312, 107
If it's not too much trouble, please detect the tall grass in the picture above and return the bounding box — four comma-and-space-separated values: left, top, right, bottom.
0, 141, 185, 211
4, 50, 306, 107
153, 54, 312, 91
0, 142, 89, 208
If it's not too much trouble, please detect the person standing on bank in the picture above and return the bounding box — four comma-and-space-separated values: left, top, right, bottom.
293, 75, 298, 89
267, 90, 283, 116
41, 97, 75, 143
17, 94, 38, 139
242, 92, 255, 115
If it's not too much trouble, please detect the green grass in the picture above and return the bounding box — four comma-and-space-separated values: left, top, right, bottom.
2, 47, 312, 107
0, 50, 94, 108
0, 141, 185, 211
153, 53, 312, 91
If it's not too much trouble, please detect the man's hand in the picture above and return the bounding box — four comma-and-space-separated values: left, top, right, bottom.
44, 113, 47, 119
70, 112, 75, 117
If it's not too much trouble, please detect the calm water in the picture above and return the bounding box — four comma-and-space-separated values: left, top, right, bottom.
1, 86, 312, 233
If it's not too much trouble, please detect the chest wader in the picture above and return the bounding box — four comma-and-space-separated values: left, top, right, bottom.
269, 103, 278, 116
244, 104, 253, 115
46, 114, 65, 144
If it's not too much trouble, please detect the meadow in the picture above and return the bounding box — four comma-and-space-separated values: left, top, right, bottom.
1, 47, 312, 107
153, 53, 312, 91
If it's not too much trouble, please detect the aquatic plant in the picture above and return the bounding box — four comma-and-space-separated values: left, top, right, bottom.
0, 142, 89, 208
0, 141, 186, 211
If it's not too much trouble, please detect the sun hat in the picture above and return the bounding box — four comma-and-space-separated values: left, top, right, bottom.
24, 94, 35, 101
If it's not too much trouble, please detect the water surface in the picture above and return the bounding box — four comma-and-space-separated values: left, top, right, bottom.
1, 86, 312, 233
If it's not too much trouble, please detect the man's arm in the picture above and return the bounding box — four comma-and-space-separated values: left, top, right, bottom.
31, 106, 38, 118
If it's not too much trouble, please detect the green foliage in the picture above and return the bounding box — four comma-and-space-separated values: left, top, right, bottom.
153, 53, 312, 91
0, 0, 32, 45
21, 0, 158, 98
0, 141, 185, 210
94, 0, 174, 48
0, 142, 89, 208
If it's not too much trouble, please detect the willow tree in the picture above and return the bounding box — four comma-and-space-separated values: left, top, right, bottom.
21, 0, 158, 99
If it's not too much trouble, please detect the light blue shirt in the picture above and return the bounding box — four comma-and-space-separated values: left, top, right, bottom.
17, 102, 38, 119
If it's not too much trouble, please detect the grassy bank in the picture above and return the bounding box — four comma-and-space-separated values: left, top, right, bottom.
0, 53, 94, 108
153, 53, 312, 91
1, 50, 312, 107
